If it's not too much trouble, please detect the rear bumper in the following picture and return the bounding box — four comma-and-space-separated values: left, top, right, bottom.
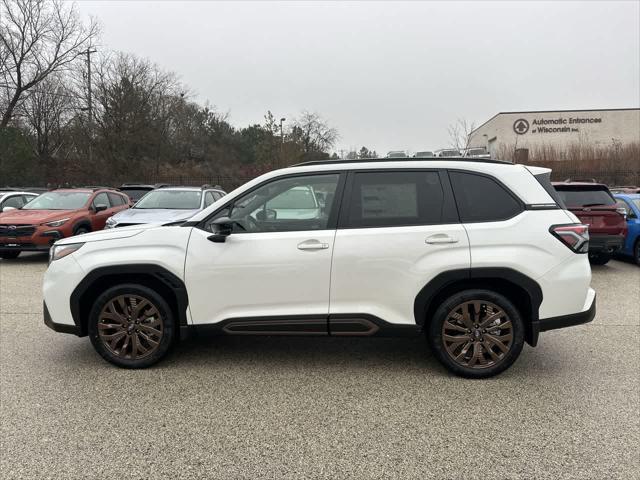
589, 234, 624, 253
44, 301, 80, 335
539, 290, 596, 332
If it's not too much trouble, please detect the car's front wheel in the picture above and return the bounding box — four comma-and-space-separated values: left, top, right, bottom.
88, 284, 175, 368
634, 240, 640, 266
428, 289, 525, 378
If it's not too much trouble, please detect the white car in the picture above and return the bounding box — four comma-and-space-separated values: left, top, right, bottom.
0, 190, 39, 212
43, 158, 595, 378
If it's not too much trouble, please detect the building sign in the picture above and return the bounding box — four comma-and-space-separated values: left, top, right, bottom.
514, 116, 603, 135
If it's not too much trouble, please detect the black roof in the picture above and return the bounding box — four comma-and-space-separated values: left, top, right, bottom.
293, 157, 513, 167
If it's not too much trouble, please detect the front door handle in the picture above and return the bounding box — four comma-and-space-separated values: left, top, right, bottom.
297, 240, 329, 250
425, 234, 459, 244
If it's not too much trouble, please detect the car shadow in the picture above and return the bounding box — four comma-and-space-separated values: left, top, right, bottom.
1, 252, 49, 264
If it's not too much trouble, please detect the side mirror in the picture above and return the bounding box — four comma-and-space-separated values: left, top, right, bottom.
256, 209, 277, 221
2, 206, 16, 212
93, 204, 108, 213
207, 216, 233, 243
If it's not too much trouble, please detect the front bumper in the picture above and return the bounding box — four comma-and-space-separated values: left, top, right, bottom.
44, 301, 80, 335
589, 234, 624, 254
0, 229, 63, 251
539, 291, 596, 332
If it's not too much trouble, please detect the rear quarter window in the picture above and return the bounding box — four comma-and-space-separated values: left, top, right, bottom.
449, 171, 523, 222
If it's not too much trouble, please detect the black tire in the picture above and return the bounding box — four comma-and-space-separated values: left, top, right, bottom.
589, 252, 611, 265
0, 251, 21, 259
427, 289, 525, 379
634, 240, 640, 266
88, 283, 175, 368
73, 225, 90, 236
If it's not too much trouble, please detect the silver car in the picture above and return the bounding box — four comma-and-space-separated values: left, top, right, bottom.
105, 186, 226, 228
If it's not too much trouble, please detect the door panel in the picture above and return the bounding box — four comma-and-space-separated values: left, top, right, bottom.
330, 169, 470, 326
329, 224, 470, 325
184, 172, 344, 326
185, 228, 335, 324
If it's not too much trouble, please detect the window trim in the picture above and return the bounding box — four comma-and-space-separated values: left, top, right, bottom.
196, 171, 347, 233
447, 169, 525, 224
337, 169, 459, 229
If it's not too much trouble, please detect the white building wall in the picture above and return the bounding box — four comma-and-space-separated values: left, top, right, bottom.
468, 109, 640, 157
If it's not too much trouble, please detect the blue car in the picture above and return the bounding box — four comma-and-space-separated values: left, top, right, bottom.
613, 193, 640, 265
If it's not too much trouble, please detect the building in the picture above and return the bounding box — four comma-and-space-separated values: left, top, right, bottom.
468, 108, 640, 159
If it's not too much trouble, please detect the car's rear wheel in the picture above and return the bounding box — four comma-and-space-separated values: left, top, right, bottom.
589, 252, 611, 265
428, 289, 525, 378
634, 240, 640, 266
88, 284, 175, 368
0, 251, 20, 259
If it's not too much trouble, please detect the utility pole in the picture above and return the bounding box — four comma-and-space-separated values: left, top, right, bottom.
86, 48, 97, 164
279, 117, 286, 167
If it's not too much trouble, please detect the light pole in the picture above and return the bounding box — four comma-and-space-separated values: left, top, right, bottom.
279, 117, 286, 167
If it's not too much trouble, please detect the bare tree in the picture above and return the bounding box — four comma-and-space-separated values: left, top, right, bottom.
291, 111, 338, 155
0, 0, 98, 127
448, 118, 476, 153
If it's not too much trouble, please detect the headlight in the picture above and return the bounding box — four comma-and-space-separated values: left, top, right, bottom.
105, 217, 117, 228
49, 243, 84, 263
44, 217, 70, 227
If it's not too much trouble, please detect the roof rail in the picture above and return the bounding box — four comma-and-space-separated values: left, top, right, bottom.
292, 157, 513, 167
201, 184, 213, 190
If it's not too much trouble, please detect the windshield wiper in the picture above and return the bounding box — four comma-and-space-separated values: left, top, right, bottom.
582, 203, 609, 207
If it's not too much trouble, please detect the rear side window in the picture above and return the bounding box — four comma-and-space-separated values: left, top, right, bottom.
346, 171, 446, 228
554, 187, 616, 207
108, 193, 126, 206
450, 171, 523, 222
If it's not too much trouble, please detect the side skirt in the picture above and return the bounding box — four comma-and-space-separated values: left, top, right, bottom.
186, 314, 423, 338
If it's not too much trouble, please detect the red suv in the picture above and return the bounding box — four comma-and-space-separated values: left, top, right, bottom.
0, 188, 129, 259
553, 181, 627, 265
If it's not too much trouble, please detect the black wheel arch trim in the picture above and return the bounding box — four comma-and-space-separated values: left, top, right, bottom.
413, 268, 543, 346
70, 264, 189, 336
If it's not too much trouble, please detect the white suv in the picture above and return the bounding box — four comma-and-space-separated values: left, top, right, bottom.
43, 159, 596, 378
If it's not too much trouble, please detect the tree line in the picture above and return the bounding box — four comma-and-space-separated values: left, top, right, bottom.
1, 0, 352, 187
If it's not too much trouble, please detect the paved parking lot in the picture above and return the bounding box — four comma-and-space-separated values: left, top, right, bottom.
0, 254, 638, 479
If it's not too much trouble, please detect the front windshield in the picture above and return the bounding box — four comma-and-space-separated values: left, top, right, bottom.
134, 190, 202, 210
22, 192, 91, 210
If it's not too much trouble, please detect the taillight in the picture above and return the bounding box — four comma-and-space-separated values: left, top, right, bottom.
616, 207, 627, 219
550, 224, 589, 253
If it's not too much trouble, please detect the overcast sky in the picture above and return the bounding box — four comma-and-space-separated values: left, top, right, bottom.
75, 0, 640, 155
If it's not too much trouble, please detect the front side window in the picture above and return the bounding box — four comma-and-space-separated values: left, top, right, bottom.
22, 192, 91, 210
449, 171, 522, 222
346, 171, 445, 228
108, 193, 126, 206
135, 190, 202, 210
2, 195, 26, 209
207, 174, 340, 233
92, 193, 111, 209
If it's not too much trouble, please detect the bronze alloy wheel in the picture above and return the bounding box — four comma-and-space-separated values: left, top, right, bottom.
441, 300, 513, 369
98, 294, 164, 360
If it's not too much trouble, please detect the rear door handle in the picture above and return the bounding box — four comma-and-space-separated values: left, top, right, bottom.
297, 240, 329, 250
425, 234, 459, 244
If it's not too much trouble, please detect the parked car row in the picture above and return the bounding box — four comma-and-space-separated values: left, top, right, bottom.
3, 177, 638, 264
385, 147, 491, 159
0, 184, 226, 259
